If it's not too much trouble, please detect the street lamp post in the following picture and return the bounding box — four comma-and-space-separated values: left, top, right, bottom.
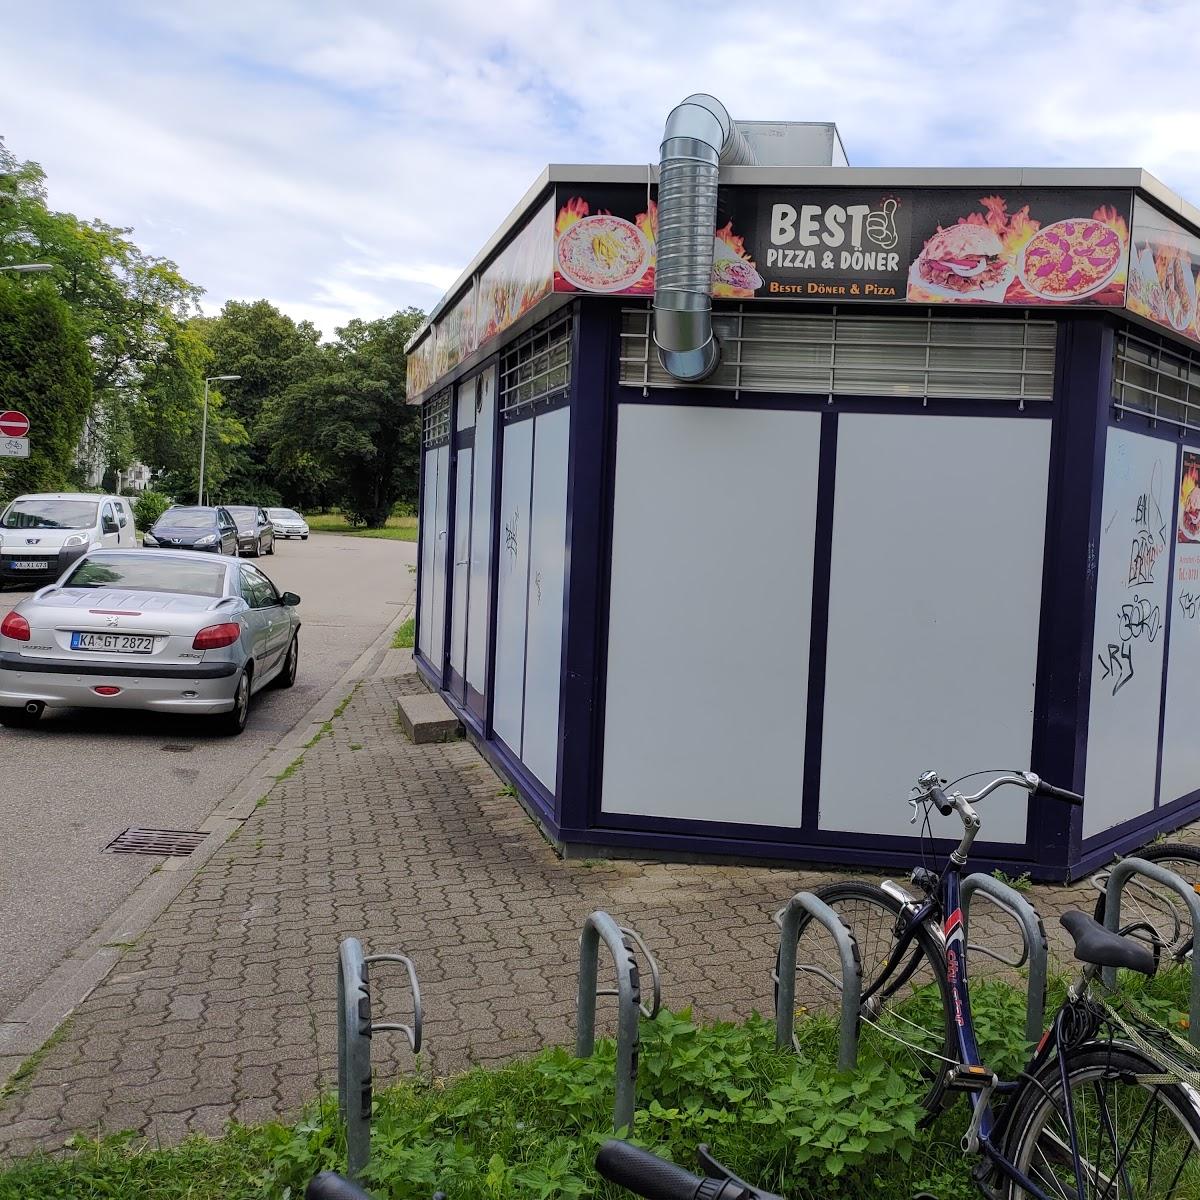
199, 375, 241, 505
0, 264, 53, 274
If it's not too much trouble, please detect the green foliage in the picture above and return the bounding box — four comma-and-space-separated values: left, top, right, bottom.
13, 972, 1196, 1200
265, 309, 424, 526
132, 489, 172, 529
991, 869, 1032, 892
0, 280, 93, 500
392, 617, 416, 649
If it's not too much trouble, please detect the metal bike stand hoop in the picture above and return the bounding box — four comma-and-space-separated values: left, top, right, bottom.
1100, 857, 1200, 1046
576, 911, 658, 1132
337, 937, 423, 1179
773, 891, 861, 1071
960, 873, 1049, 1046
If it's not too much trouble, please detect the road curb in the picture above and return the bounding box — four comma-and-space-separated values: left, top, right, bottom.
0, 598, 414, 1078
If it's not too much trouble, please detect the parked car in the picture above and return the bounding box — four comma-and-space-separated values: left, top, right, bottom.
0, 550, 301, 735
266, 507, 309, 539
143, 506, 238, 555
0, 493, 137, 588
225, 506, 275, 557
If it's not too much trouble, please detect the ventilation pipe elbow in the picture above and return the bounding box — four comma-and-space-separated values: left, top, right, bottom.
653, 94, 755, 382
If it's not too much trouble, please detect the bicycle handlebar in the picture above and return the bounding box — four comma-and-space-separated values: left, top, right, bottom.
911, 770, 1082, 864
595, 1141, 785, 1200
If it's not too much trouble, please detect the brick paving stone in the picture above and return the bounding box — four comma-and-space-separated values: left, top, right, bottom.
3, 672, 1200, 1156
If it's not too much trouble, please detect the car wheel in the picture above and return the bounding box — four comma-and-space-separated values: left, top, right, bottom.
215, 669, 251, 736
250, 541, 261, 557
275, 634, 299, 689
0, 704, 42, 729
266, 538, 275, 556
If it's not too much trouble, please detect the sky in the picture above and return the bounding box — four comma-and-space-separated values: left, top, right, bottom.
3, 0, 1199, 335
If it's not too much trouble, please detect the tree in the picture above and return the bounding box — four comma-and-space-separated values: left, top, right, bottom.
191, 300, 323, 503
266, 308, 423, 526
0, 279, 93, 500
1, 139, 204, 476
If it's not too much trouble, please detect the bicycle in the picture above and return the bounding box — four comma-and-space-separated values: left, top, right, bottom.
1091, 841, 1200, 966
787, 772, 1200, 1195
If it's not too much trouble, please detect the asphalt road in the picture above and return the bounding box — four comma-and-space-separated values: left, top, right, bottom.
0, 533, 416, 1022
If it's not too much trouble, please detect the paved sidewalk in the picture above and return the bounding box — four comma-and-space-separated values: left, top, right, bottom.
0, 660, 1187, 1157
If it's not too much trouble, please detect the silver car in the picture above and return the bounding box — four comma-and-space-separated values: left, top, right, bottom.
0, 550, 301, 735
266, 507, 309, 539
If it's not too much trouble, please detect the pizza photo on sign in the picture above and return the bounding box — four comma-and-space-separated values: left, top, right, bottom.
556, 213, 650, 293
1018, 218, 1124, 302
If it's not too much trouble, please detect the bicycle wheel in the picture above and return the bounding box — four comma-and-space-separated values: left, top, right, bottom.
1005, 1043, 1200, 1198
1093, 843, 1200, 962
782, 881, 955, 1116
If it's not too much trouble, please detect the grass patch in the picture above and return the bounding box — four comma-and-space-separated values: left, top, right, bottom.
0, 1019, 73, 1104
306, 512, 418, 541
392, 617, 416, 649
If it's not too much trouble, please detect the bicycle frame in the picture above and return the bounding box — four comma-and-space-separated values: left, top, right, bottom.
864, 855, 1086, 1200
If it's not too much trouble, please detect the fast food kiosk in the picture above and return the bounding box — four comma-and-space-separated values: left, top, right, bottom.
406, 99, 1200, 881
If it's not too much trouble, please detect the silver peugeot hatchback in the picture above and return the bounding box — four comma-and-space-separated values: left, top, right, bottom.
0, 550, 300, 735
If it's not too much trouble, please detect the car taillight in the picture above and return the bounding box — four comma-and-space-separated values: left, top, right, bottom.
192, 622, 241, 650
0, 611, 30, 641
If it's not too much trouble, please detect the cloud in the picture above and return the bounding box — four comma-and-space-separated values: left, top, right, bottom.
3, 0, 1200, 335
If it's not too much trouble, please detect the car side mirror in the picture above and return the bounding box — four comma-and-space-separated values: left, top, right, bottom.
103, 518, 118, 534
118, 514, 128, 528
280, 591, 301, 607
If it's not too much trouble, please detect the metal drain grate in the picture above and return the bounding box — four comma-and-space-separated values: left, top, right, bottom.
105, 827, 208, 857
160, 743, 194, 754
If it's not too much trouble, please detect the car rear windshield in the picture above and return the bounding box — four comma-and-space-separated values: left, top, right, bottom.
2, 499, 98, 530
62, 554, 228, 597
226, 507, 258, 529
268, 509, 301, 520
154, 510, 215, 530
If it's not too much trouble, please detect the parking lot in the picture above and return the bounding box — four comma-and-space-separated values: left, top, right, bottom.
0, 533, 415, 1027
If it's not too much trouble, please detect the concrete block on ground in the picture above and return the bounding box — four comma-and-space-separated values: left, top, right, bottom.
396, 692, 463, 744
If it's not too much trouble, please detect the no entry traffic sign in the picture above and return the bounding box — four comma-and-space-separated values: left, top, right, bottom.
0, 410, 29, 437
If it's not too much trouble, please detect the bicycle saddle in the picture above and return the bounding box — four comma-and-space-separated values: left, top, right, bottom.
1060, 910, 1157, 975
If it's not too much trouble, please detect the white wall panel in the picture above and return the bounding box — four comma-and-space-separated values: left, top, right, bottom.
417, 450, 440, 662
466, 366, 496, 695
602, 405, 821, 826
428, 445, 450, 677
1085, 428, 1174, 835
492, 419, 534, 751
449, 446, 473, 679
1161, 445, 1200, 807
820, 414, 1051, 843
521, 407, 571, 790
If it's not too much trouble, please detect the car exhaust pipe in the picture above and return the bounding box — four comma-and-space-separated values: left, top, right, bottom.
24, 701, 43, 716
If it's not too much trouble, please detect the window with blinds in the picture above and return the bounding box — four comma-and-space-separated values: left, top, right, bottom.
422, 389, 451, 448
619, 307, 1057, 403
500, 309, 572, 419
1113, 328, 1200, 434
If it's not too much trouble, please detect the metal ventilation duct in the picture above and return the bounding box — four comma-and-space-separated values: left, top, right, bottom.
653, 94, 755, 382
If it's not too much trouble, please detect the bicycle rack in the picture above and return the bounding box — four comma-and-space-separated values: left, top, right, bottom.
575, 910, 660, 1132
773, 892, 861, 1071
960, 873, 1049, 1046
337, 936, 422, 1179
1098, 857, 1200, 1046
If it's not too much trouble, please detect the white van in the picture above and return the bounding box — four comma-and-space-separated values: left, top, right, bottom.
0, 493, 137, 587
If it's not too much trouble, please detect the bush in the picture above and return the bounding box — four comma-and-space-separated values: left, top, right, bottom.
133, 490, 171, 529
